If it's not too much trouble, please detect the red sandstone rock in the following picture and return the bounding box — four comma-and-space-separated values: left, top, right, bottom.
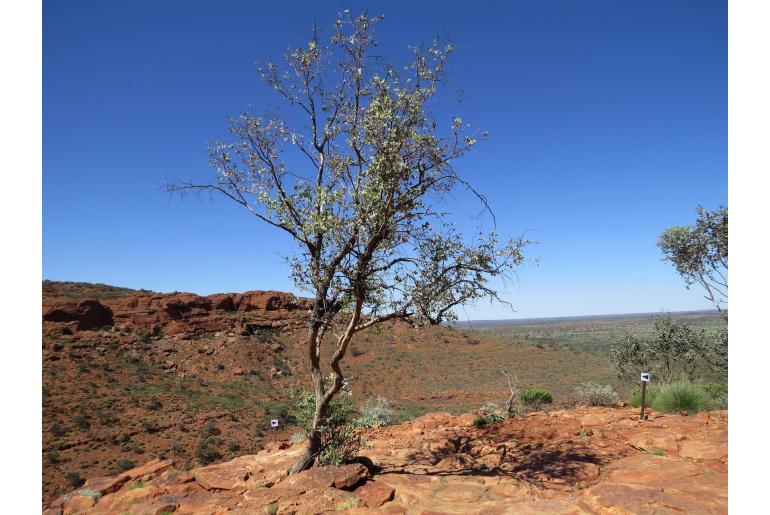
355, 481, 395, 507
43, 300, 114, 331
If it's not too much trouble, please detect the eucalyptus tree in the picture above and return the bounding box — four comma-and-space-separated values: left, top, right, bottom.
658, 205, 728, 314
168, 11, 530, 472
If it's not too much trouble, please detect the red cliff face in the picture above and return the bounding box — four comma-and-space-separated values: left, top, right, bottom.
43, 290, 313, 337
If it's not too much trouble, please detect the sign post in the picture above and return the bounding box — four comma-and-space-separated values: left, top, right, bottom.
639, 372, 650, 421
270, 419, 280, 430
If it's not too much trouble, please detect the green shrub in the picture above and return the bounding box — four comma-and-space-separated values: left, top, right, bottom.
356, 396, 394, 428
629, 385, 658, 408
651, 380, 711, 414
701, 382, 728, 409
289, 376, 362, 465
141, 420, 160, 433
318, 423, 362, 466
473, 416, 488, 428
51, 422, 68, 437
519, 387, 553, 410
117, 459, 135, 472
477, 402, 506, 422
196, 437, 222, 464
145, 397, 163, 411
66, 471, 84, 488
228, 441, 241, 452
575, 382, 619, 407
73, 415, 90, 430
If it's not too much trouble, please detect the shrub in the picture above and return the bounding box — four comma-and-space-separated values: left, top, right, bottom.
51, 422, 68, 437
228, 441, 241, 452
473, 416, 488, 428
290, 375, 362, 466
575, 382, 619, 407
629, 385, 658, 408
609, 315, 726, 383
651, 380, 711, 414
477, 402, 506, 422
145, 397, 163, 411
701, 382, 728, 409
117, 459, 135, 472
318, 423, 363, 466
141, 420, 160, 433
519, 387, 553, 410
196, 437, 222, 464
290, 432, 307, 444
73, 415, 90, 430
350, 347, 365, 357
66, 471, 84, 488
356, 396, 394, 428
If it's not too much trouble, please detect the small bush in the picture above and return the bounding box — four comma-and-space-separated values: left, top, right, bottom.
651, 380, 711, 414
519, 387, 553, 410
142, 420, 160, 433
145, 397, 163, 411
73, 415, 90, 430
228, 441, 241, 452
117, 459, 135, 472
46, 451, 60, 465
66, 471, 84, 488
701, 382, 728, 409
290, 375, 362, 466
477, 402, 506, 422
202, 419, 221, 437
575, 382, 619, 407
473, 416, 488, 428
629, 385, 659, 408
350, 347, 365, 357
290, 432, 307, 445
51, 422, 68, 437
356, 396, 394, 428
318, 423, 363, 466
196, 437, 222, 464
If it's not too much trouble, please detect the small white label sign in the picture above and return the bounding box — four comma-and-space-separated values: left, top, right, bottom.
641, 372, 650, 382
270, 419, 280, 428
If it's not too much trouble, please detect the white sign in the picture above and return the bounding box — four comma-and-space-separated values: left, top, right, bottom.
270, 419, 280, 428
640, 372, 650, 382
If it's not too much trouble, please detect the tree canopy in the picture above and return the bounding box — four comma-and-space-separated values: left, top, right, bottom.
658, 205, 727, 313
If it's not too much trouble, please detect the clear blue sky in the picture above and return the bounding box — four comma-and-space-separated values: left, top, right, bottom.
43, 0, 726, 319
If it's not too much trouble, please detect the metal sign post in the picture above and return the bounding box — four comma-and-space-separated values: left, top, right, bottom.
639, 372, 650, 421
270, 419, 280, 429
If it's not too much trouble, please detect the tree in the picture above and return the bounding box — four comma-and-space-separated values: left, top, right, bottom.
658, 206, 728, 314
167, 11, 531, 473
609, 315, 726, 382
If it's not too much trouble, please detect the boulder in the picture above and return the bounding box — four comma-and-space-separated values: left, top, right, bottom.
354, 481, 395, 507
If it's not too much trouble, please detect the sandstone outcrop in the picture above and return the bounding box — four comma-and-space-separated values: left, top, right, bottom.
46, 407, 727, 514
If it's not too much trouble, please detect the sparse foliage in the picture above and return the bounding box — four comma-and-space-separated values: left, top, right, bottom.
356, 396, 394, 428
167, 10, 531, 473
658, 206, 727, 314
290, 376, 363, 465
609, 315, 726, 382
575, 382, 619, 407
518, 387, 553, 411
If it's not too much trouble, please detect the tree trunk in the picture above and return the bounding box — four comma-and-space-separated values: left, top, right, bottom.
290, 427, 321, 474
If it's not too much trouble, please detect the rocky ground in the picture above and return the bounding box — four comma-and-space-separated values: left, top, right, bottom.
44, 407, 727, 514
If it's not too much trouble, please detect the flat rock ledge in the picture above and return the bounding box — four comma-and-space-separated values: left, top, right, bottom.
44, 407, 727, 514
